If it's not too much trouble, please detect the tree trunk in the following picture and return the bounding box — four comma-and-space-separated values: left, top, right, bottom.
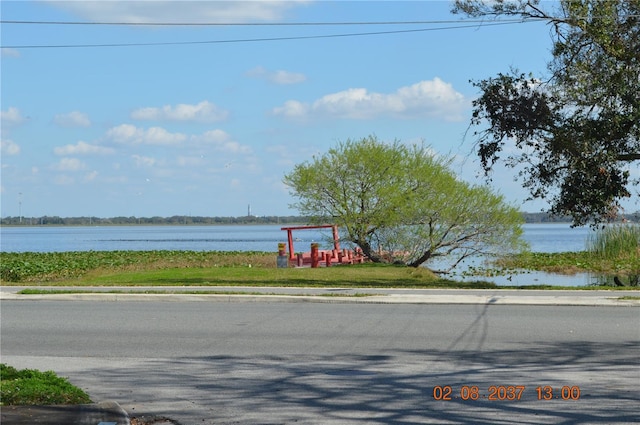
617, 153, 640, 161
355, 239, 386, 263
408, 250, 432, 268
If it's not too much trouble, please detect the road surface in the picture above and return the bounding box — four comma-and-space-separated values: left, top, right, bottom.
2, 299, 638, 424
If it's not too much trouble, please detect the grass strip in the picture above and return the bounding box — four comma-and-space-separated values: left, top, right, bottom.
18, 289, 380, 297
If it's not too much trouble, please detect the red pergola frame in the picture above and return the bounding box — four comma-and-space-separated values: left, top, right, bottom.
280, 224, 340, 260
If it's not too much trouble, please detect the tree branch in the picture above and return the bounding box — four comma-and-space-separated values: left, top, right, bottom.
617, 153, 640, 161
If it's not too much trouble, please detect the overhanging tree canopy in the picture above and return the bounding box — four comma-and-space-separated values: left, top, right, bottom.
283, 136, 526, 270
454, 0, 640, 226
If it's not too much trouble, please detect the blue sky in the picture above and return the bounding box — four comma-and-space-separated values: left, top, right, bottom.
4, 0, 631, 219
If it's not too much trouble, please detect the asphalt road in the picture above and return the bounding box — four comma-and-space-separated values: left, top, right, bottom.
2, 300, 639, 424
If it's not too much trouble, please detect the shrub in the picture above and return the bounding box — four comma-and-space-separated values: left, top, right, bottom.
0, 364, 92, 405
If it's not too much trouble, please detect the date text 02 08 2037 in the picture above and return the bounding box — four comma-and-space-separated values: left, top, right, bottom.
432, 385, 581, 401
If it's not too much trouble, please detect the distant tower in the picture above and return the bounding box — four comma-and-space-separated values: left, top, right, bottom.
18, 192, 23, 223
248, 204, 251, 217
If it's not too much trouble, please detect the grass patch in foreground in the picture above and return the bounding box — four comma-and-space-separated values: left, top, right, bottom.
18, 289, 379, 297
0, 364, 92, 406
16, 263, 498, 289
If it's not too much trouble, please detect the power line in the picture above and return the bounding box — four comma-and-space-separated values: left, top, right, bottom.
1, 20, 532, 49
3, 13, 637, 27
0, 18, 533, 26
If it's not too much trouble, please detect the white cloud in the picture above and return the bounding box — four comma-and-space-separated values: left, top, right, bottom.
246, 66, 306, 85
273, 78, 468, 121
219, 140, 253, 154
271, 70, 306, 85
106, 124, 187, 146
1, 48, 20, 58
45, 1, 310, 23
265, 144, 299, 166
1, 107, 26, 128
198, 129, 230, 143
272, 100, 308, 118
131, 101, 229, 123
53, 157, 86, 171
84, 171, 99, 182
193, 130, 253, 154
53, 111, 91, 128
54, 141, 114, 156
132, 154, 157, 168
1, 139, 21, 155
54, 175, 75, 185
103, 125, 250, 154
177, 156, 206, 167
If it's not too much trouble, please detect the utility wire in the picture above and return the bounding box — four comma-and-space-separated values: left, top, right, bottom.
3, 13, 637, 27
1, 20, 531, 49
0, 18, 534, 26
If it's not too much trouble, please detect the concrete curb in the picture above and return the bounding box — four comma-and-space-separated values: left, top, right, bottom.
1, 290, 638, 306
0, 401, 130, 425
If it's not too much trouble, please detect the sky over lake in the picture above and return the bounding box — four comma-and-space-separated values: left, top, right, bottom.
3, 1, 635, 218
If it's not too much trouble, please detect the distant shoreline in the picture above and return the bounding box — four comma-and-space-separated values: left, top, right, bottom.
1, 212, 638, 227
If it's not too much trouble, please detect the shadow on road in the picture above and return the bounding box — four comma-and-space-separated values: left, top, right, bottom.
81, 340, 639, 424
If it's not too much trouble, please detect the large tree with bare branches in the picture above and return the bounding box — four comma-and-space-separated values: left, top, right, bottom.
454, 0, 640, 226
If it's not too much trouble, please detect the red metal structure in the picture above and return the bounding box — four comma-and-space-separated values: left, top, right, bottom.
281, 225, 340, 260
280, 225, 365, 267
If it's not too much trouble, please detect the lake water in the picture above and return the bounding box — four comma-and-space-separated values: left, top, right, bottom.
0, 223, 597, 286
0, 225, 342, 253
0, 223, 591, 253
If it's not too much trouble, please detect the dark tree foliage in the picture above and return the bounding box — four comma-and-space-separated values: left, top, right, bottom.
453, 0, 640, 226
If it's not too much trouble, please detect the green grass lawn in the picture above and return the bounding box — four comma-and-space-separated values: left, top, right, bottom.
5, 261, 500, 289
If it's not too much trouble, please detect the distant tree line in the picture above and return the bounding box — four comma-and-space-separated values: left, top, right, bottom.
521, 212, 639, 224
0, 215, 310, 226
0, 212, 637, 226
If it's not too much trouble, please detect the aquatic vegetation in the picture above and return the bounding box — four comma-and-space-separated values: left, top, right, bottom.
587, 224, 639, 261
0, 250, 274, 282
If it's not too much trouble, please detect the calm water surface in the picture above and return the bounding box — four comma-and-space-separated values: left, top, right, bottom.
0, 223, 591, 253
0, 225, 342, 253
0, 223, 596, 286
